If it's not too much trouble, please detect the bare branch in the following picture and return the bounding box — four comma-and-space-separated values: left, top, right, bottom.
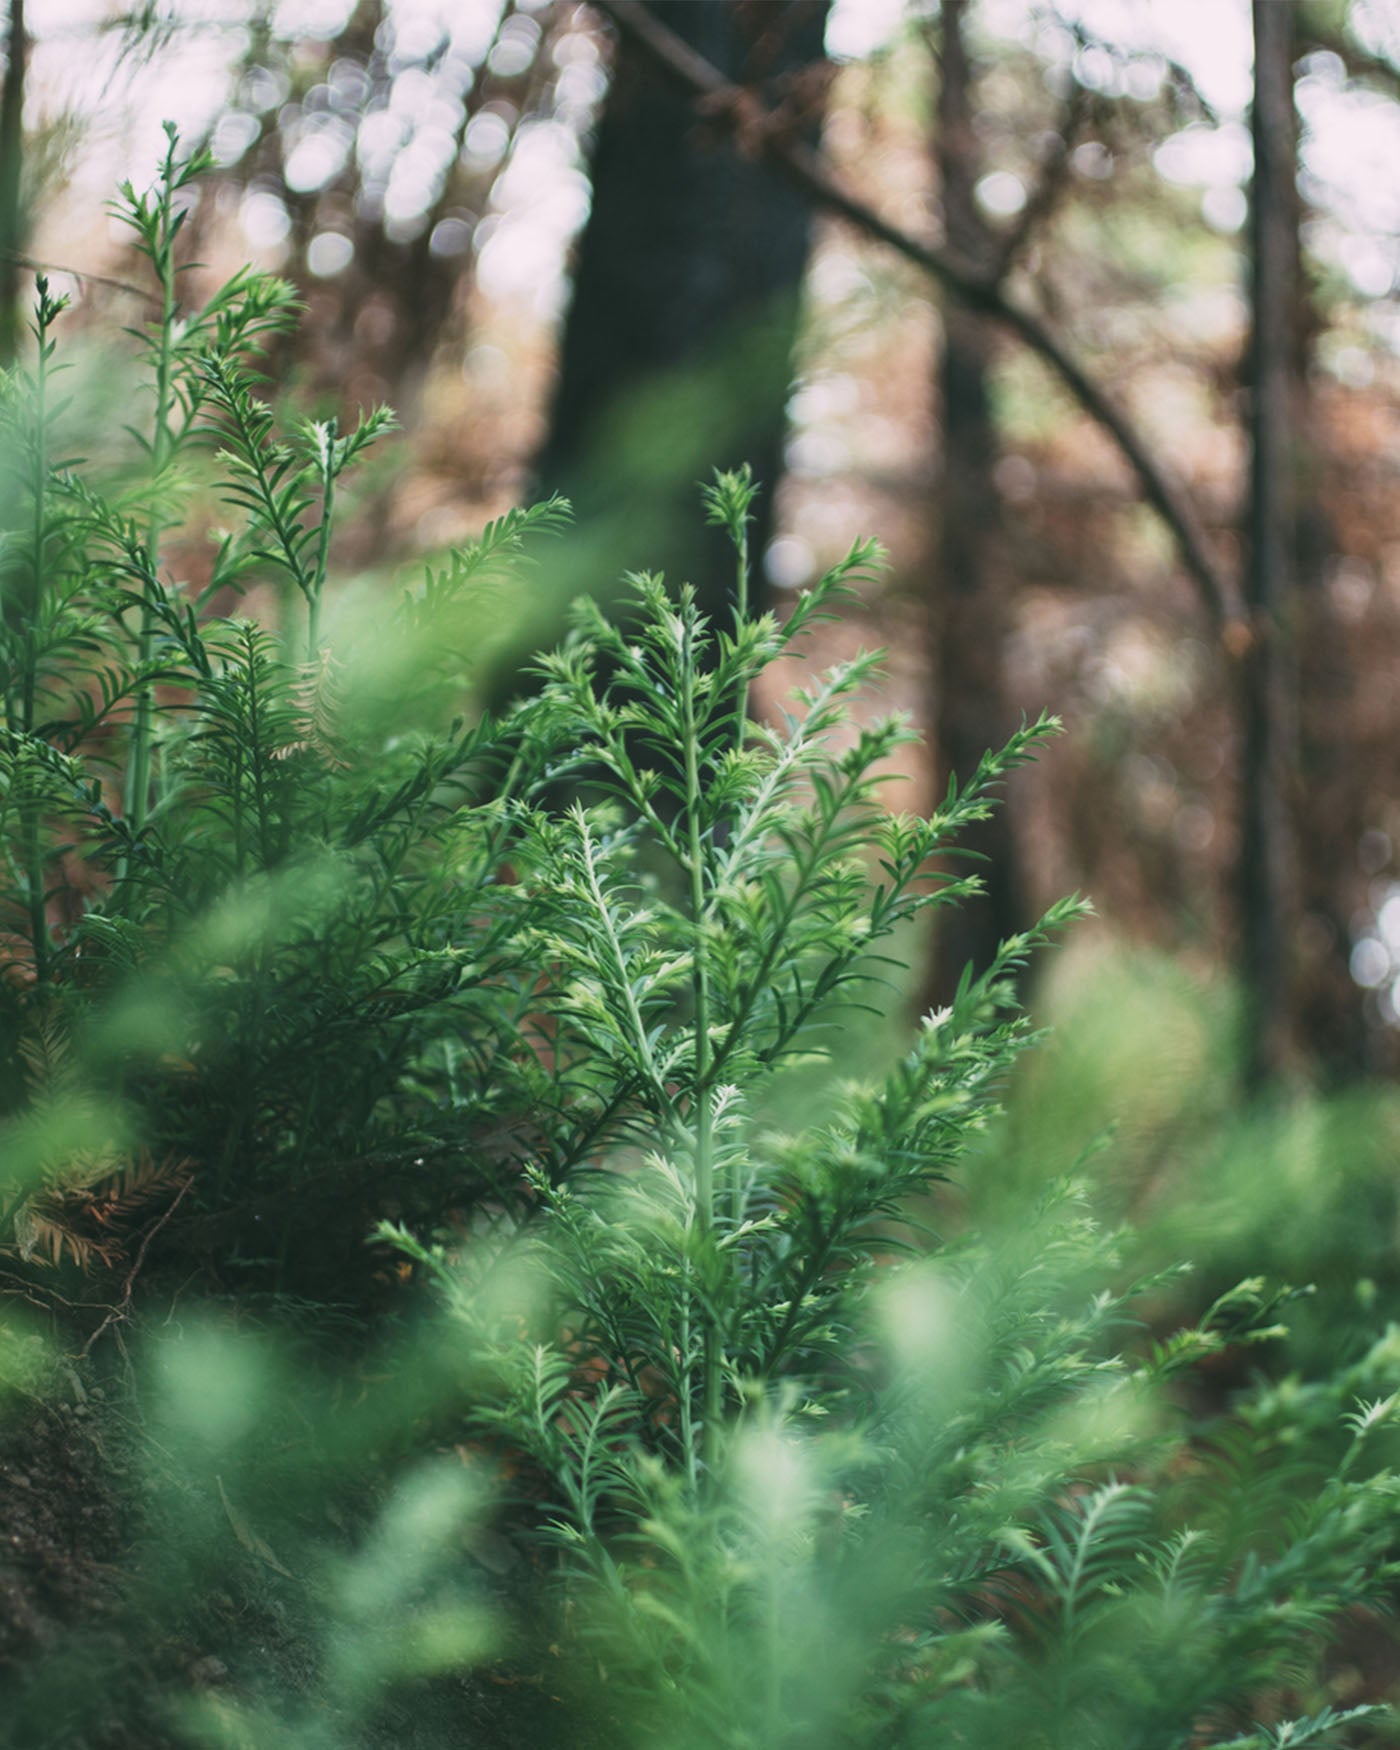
989, 81, 1091, 279
0, 248, 159, 306
588, 0, 1246, 641
920, 8, 1090, 281
1051, 7, 1223, 127
1296, 18, 1400, 97
78, 1175, 193, 1359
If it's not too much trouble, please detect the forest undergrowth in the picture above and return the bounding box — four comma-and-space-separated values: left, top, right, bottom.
2, 135, 1400, 1750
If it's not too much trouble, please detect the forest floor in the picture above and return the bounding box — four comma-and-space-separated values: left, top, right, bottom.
0, 1340, 615, 1749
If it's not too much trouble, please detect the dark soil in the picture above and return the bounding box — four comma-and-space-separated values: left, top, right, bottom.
0, 1388, 127, 1677
0, 1355, 615, 1749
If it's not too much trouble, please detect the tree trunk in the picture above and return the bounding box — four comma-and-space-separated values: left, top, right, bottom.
0, 0, 25, 366
1239, 0, 1300, 1086
535, 0, 830, 631
921, 0, 1027, 1013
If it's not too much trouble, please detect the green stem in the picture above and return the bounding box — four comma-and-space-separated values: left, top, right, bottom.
22, 292, 49, 982
244, 629, 272, 866
22, 803, 47, 983
732, 513, 750, 755
124, 159, 178, 844
678, 1292, 699, 1497
308, 422, 335, 660
681, 611, 720, 1455
726, 494, 748, 1231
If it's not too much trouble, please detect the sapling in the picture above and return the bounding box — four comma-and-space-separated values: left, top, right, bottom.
389, 484, 1400, 1750
0, 133, 573, 1283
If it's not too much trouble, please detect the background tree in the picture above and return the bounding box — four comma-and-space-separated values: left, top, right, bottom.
535, 0, 831, 631
1241, 0, 1303, 1085
919, 0, 1065, 1009
0, 0, 26, 365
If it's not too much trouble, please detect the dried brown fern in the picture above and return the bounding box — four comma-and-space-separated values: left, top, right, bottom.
10, 1149, 193, 1272
3, 1005, 193, 1273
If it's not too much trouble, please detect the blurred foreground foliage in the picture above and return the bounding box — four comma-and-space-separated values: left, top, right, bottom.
2, 139, 1400, 1750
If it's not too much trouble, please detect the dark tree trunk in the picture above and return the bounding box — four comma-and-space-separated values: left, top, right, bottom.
921, 0, 1027, 1012
535, 0, 830, 630
0, 0, 25, 366
1239, 0, 1300, 1086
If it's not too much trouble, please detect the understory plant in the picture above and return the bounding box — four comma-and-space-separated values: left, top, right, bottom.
385, 497, 1400, 1748
1, 138, 1399, 1750
0, 129, 586, 1291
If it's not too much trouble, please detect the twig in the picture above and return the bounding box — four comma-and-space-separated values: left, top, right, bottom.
0, 1266, 111, 1315
589, 0, 1246, 643
1055, 10, 1222, 128
1295, 21, 1400, 98
79, 1175, 193, 1358
0, 247, 159, 306
989, 82, 1091, 279
920, 9, 1088, 282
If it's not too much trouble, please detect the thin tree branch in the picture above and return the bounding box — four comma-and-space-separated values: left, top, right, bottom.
589, 0, 1246, 642
78, 1174, 193, 1358
921, 9, 1091, 282
989, 81, 1090, 280
1054, 10, 1223, 128
1296, 19, 1400, 98
0, 247, 159, 305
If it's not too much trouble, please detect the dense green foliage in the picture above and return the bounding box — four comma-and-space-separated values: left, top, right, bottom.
2, 139, 1400, 1750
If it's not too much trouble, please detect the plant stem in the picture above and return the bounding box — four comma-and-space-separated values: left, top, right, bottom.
677, 1293, 699, 1497
680, 609, 720, 1455
22, 806, 46, 983
308, 420, 335, 660
732, 508, 749, 755
726, 515, 750, 1230
21, 288, 49, 982
124, 159, 178, 842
